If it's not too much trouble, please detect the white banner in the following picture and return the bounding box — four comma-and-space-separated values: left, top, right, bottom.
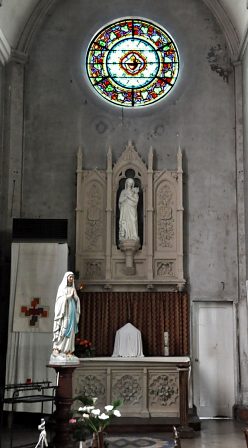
5, 242, 68, 412
12, 243, 67, 332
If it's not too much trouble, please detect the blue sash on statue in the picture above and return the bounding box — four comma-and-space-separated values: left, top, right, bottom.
64, 298, 78, 337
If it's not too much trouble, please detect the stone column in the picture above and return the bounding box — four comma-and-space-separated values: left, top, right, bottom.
5, 50, 28, 223
0, 50, 27, 246
76, 146, 84, 271
0, 50, 28, 386
147, 147, 154, 281
233, 61, 248, 411
105, 146, 112, 280
177, 147, 184, 289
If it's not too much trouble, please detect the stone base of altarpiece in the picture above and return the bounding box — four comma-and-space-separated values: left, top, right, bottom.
72, 357, 195, 436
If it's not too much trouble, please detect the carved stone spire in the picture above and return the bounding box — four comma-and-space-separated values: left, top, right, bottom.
177, 145, 182, 172
107, 146, 112, 170
148, 146, 153, 170
77, 146, 83, 171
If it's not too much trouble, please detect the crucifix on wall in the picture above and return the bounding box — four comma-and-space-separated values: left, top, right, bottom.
20, 297, 49, 327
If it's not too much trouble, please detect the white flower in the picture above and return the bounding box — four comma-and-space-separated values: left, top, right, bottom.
99, 413, 109, 420
91, 408, 101, 416
104, 405, 114, 412
113, 409, 121, 417
78, 406, 87, 412
86, 406, 95, 412
82, 413, 90, 419
92, 397, 98, 404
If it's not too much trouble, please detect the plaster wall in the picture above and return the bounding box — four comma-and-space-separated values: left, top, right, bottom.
21, 0, 237, 299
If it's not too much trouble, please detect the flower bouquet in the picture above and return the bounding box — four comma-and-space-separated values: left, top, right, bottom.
69, 396, 122, 447
75, 338, 95, 357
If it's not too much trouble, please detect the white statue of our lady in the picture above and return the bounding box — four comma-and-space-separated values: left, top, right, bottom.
50, 271, 80, 364
119, 178, 139, 242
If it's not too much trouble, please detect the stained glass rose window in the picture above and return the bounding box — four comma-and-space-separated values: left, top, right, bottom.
86, 18, 179, 107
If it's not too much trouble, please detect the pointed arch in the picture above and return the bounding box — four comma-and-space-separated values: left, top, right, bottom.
202, 0, 239, 60
16, 0, 58, 54
0, 0, 240, 63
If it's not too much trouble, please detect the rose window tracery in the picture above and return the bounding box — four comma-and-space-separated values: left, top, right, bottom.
86, 18, 179, 107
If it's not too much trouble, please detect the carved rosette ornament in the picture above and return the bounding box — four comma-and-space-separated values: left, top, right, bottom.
112, 374, 142, 404
84, 261, 103, 279
75, 374, 106, 401
156, 261, 176, 278
149, 374, 179, 406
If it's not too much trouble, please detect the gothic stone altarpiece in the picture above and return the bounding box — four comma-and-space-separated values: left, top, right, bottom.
74, 143, 189, 421
75, 141, 185, 291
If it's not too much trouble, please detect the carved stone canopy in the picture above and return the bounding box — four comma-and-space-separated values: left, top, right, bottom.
75, 142, 185, 291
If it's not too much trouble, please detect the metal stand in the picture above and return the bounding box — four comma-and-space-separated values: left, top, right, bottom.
0, 381, 56, 448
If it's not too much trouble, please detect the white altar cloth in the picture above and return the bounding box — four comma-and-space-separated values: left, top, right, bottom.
112, 323, 144, 357
82, 356, 190, 363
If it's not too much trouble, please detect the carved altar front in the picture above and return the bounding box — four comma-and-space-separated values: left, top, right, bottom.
73, 357, 190, 419
76, 142, 185, 291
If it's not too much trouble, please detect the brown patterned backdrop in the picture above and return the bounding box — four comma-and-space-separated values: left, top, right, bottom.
78, 291, 189, 356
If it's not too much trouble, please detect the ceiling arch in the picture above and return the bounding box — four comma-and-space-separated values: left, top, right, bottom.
203, 0, 240, 59
0, 0, 247, 64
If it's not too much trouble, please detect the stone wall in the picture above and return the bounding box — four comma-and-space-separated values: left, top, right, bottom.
19, 0, 237, 299
1, 0, 242, 406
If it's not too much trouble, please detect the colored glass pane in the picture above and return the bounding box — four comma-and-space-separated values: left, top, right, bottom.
86, 19, 179, 107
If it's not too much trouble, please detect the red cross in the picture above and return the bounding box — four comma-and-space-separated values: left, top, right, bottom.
21, 298, 48, 327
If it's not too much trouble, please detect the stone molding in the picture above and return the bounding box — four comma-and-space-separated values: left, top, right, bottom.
203, 0, 240, 60
239, 25, 248, 60
16, 0, 58, 54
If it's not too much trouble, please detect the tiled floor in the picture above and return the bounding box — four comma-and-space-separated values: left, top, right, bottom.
0, 419, 247, 448
182, 420, 246, 448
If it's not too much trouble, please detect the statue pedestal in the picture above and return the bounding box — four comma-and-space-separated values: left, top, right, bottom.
119, 239, 140, 275
48, 363, 79, 448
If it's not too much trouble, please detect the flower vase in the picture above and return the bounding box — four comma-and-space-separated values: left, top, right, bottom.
91, 431, 104, 448
79, 442, 88, 448
91, 433, 97, 448
97, 431, 104, 448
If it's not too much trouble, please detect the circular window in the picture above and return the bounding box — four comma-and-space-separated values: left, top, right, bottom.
86, 18, 179, 107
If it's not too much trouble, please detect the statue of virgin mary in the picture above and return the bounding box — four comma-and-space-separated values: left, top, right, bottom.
119, 178, 139, 242
50, 271, 80, 364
